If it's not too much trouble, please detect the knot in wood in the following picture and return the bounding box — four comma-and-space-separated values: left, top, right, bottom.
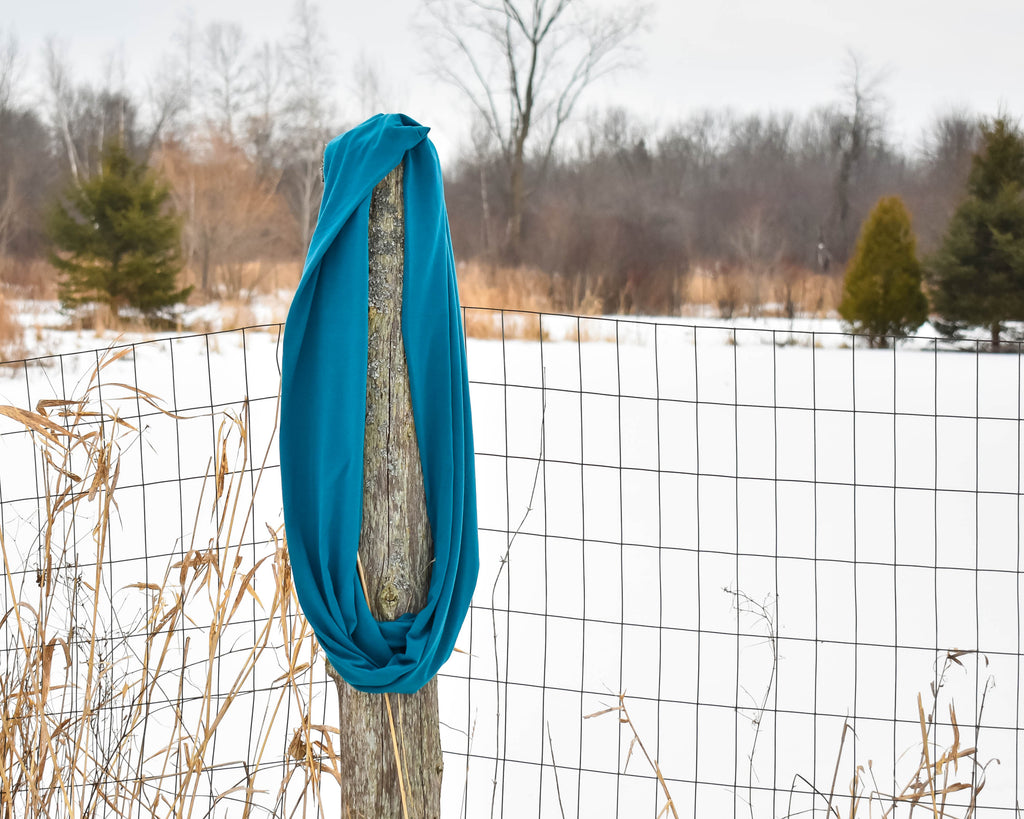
377, 580, 400, 619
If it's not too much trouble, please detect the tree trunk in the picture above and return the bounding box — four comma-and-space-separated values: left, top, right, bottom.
200, 239, 211, 295
505, 142, 526, 261
479, 164, 491, 253
326, 162, 443, 819
298, 152, 320, 252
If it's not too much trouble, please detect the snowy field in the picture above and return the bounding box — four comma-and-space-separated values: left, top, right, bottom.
0, 309, 1020, 817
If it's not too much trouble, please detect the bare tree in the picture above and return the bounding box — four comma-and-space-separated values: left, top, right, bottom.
141, 63, 186, 157
351, 52, 391, 116
0, 133, 18, 259
200, 22, 253, 142
0, 182, 17, 261
98, 45, 129, 150
44, 39, 83, 182
0, 29, 21, 259
160, 138, 294, 297
729, 205, 785, 319
247, 41, 286, 174
162, 12, 200, 141
1, 33, 55, 264
831, 48, 891, 258
42, 45, 145, 179
907, 108, 981, 252
0, 28, 20, 114
282, 0, 335, 250
922, 107, 979, 170
424, 0, 649, 258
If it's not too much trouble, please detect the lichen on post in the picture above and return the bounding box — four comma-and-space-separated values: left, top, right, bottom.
325, 162, 443, 818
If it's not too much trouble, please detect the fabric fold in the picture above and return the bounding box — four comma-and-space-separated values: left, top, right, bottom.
280, 113, 479, 694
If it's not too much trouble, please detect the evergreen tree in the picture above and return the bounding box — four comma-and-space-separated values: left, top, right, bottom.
839, 195, 928, 347
48, 142, 191, 321
928, 116, 1024, 347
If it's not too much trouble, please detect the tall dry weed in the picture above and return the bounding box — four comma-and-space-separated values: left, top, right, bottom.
587, 651, 995, 819
787, 650, 994, 818
0, 347, 333, 817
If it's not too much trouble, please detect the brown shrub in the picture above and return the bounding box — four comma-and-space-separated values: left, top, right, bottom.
158, 139, 300, 299
0, 352, 337, 816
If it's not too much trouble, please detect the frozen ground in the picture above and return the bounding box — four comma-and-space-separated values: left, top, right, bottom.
0, 309, 1020, 817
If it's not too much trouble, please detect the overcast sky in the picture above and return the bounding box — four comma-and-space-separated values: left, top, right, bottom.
6, 0, 1024, 164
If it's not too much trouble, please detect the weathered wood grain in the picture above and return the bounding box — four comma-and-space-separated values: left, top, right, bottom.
326, 162, 443, 818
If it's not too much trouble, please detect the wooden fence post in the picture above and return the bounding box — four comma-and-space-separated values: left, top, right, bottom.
325, 162, 443, 818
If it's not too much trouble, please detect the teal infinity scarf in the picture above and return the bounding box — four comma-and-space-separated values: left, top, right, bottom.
279, 113, 478, 694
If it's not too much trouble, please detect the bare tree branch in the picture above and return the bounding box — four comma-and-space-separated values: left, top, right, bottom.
422, 0, 649, 256
200, 22, 253, 143
830, 48, 892, 257
281, 0, 336, 250
43, 39, 82, 182
0, 28, 20, 113
142, 68, 186, 159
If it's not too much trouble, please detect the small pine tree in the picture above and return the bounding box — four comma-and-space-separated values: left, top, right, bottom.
48, 142, 191, 322
928, 116, 1024, 347
839, 195, 928, 347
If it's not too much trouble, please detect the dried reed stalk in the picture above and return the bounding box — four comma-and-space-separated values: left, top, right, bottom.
0, 346, 334, 817
786, 650, 994, 819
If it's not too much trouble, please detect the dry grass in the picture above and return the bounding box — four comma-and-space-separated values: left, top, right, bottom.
585, 694, 679, 819
682, 263, 842, 319
2, 254, 844, 347
587, 651, 994, 819
61, 303, 125, 336
0, 256, 59, 301
179, 260, 302, 302
457, 260, 604, 339
455, 258, 842, 338
456, 260, 599, 314
0, 290, 22, 362
787, 650, 993, 819
461, 307, 558, 342
0, 347, 333, 817
215, 298, 260, 332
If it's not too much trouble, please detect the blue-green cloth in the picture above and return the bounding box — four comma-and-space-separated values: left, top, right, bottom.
280, 113, 478, 694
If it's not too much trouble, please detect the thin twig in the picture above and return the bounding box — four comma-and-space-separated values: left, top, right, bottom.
545, 721, 567, 819
725, 586, 778, 819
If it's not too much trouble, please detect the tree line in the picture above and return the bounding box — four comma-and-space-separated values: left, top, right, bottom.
444, 91, 983, 315
0, 2, 1018, 340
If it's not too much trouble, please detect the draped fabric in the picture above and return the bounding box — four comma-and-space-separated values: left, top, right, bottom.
279, 113, 479, 694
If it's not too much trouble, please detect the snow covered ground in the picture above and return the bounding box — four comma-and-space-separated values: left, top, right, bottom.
0, 309, 1020, 817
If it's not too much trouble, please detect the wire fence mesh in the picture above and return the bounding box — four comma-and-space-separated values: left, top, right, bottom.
0, 308, 1018, 817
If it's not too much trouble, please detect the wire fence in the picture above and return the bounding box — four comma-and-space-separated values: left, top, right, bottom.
0, 308, 1019, 817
